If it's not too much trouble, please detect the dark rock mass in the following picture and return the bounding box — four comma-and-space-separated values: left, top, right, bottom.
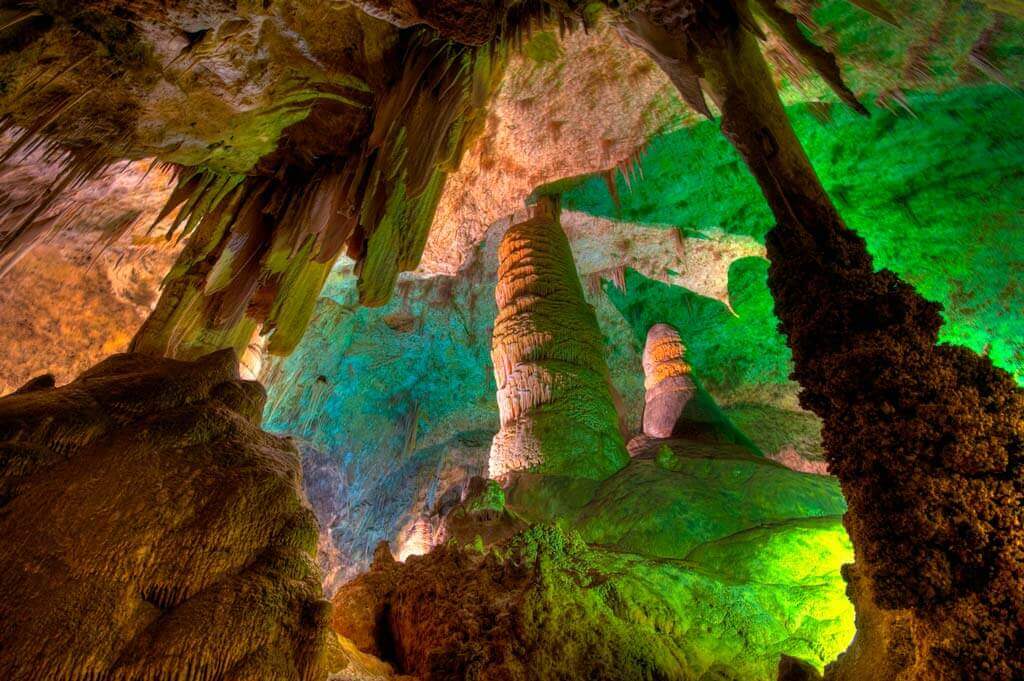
0, 351, 340, 681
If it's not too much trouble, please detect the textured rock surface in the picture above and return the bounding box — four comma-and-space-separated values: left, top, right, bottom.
0, 350, 339, 680
420, 24, 681, 275
824, 564, 914, 680
0, 143, 180, 392
489, 202, 628, 479
264, 209, 753, 587
633, 3, 1024, 674
768, 197, 1024, 679
333, 521, 854, 680
504, 434, 845, 562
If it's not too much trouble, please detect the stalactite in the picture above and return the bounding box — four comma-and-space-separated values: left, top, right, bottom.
617, 1, 1022, 677
128, 31, 507, 360
489, 196, 628, 480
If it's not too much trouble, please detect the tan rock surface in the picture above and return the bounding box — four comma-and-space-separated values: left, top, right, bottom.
0, 350, 339, 680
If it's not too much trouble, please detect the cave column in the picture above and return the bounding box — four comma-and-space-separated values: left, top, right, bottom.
488, 197, 628, 480
639, 12, 1022, 678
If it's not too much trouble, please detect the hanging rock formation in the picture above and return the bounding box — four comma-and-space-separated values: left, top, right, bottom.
489, 198, 628, 479
642, 322, 696, 438
0, 350, 341, 681
129, 34, 506, 361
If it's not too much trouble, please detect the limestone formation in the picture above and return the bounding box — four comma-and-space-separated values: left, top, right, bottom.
489, 199, 628, 479
332, 519, 854, 681
618, 2, 1023, 677
0, 350, 339, 681
642, 322, 696, 438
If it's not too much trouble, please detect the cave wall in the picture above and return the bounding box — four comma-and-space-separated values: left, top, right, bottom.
563, 85, 1024, 469
0, 147, 180, 393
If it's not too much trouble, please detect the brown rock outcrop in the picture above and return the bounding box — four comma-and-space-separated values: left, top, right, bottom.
331, 526, 677, 681
824, 565, 914, 680
0, 350, 338, 681
489, 199, 628, 479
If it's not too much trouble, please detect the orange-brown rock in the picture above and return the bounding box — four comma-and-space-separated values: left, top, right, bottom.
641, 322, 696, 438
0, 350, 338, 681
489, 200, 628, 479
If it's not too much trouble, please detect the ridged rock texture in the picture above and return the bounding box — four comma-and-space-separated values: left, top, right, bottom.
0, 350, 339, 681
489, 200, 628, 479
641, 322, 696, 438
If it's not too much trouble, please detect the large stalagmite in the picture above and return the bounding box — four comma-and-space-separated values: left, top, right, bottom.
0, 351, 339, 681
489, 199, 628, 479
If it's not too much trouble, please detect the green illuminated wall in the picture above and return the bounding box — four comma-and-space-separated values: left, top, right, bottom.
564, 86, 1024, 395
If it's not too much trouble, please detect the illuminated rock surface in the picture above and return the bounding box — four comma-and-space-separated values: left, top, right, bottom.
0, 0, 1020, 679
332, 518, 854, 680
0, 351, 345, 680
489, 203, 629, 479
642, 323, 696, 438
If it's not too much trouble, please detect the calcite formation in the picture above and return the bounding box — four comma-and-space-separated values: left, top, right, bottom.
332, 517, 854, 680
489, 199, 628, 479
0, 0, 1020, 678
641, 322, 696, 438
0, 350, 338, 681
617, 1, 1024, 677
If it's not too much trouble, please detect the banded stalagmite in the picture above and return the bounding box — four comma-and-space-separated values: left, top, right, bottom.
489, 197, 628, 480
642, 323, 696, 439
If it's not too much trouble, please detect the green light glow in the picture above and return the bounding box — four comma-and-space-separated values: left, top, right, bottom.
564, 86, 1024, 389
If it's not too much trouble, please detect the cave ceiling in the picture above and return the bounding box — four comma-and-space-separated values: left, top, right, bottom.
1, 0, 1017, 266
0, 0, 1019, 381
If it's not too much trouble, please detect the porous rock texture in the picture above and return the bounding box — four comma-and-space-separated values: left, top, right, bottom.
0, 350, 341, 681
489, 202, 628, 479
767, 208, 1024, 680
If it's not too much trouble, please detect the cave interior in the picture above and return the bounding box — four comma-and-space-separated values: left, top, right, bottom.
0, 1, 1021, 680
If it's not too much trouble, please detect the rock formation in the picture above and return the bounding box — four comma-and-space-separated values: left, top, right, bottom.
614, 1, 1023, 677
767, 188, 1024, 679
0, 0, 1020, 678
332, 515, 854, 680
489, 198, 628, 479
0, 350, 340, 680
642, 322, 696, 438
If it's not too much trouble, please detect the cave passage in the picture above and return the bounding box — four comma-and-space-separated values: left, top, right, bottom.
0, 1, 1020, 680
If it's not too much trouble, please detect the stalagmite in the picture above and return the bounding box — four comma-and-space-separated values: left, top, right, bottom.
638, 321, 762, 452
489, 197, 628, 479
641, 323, 696, 438
0, 350, 340, 680
620, 2, 1023, 677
